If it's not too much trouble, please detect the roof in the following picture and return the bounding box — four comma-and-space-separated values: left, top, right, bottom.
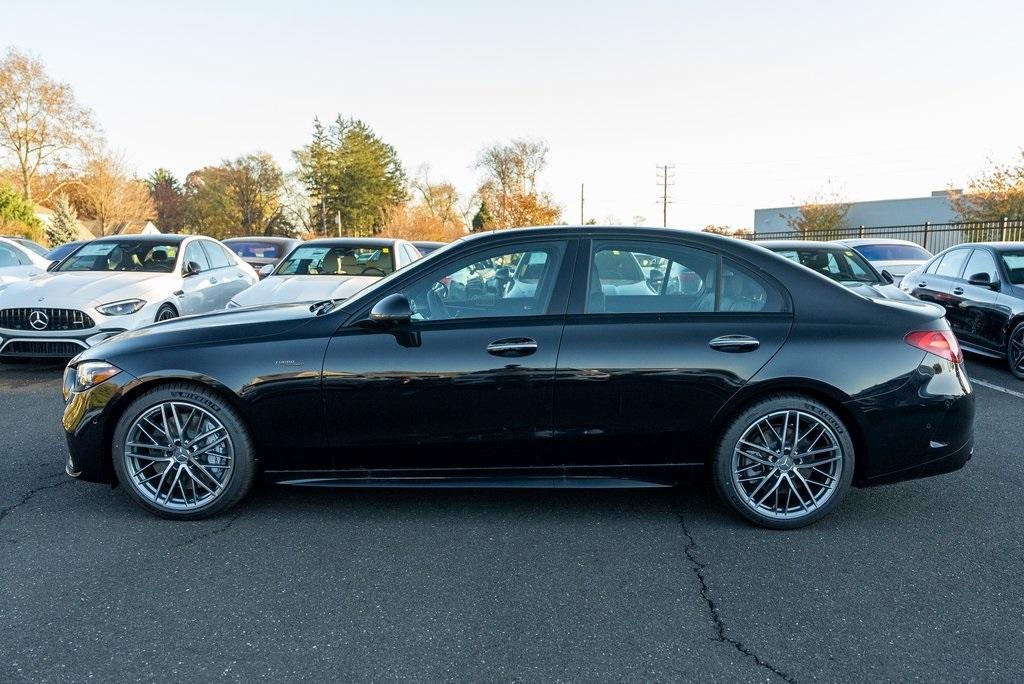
969, 242, 1024, 252
757, 240, 846, 250
222, 236, 302, 245
412, 241, 446, 247
835, 238, 923, 247
91, 234, 188, 244
303, 237, 409, 247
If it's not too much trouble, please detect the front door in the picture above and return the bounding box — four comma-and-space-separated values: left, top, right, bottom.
321, 239, 576, 473
553, 239, 793, 467
177, 241, 216, 316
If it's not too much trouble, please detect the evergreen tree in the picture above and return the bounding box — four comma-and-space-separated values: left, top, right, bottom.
471, 200, 492, 231
45, 194, 79, 246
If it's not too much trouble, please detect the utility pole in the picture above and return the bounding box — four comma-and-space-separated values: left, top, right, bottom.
656, 165, 675, 227
580, 183, 585, 224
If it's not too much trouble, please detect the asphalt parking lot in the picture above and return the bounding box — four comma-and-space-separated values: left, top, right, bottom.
1, 358, 1021, 682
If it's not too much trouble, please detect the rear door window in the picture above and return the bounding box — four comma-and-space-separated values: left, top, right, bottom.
934, 249, 970, 279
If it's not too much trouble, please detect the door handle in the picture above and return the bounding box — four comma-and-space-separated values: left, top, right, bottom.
952, 287, 964, 295
173, 290, 184, 297
486, 337, 538, 357
918, 282, 927, 288
709, 334, 760, 352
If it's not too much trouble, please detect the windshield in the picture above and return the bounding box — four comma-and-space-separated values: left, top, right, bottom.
1000, 250, 1024, 285
227, 241, 284, 260
275, 244, 396, 276
56, 241, 180, 273
852, 243, 931, 261
772, 247, 881, 284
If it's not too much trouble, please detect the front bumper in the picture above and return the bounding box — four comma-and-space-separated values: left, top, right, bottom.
0, 305, 158, 357
63, 369, 138, 485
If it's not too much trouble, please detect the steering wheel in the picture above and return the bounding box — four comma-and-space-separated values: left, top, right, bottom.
361, 266, 387, 276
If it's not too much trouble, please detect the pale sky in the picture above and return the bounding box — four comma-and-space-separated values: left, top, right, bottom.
4, 0, 1022, 228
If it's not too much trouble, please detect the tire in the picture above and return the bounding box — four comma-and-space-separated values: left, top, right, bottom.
111, 383, 256, 520
155, 303, 178, 322
1008, 321, 1024, 380
712, 394, 855, 529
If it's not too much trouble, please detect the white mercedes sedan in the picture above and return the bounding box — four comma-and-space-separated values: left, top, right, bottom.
0, 236, 52, 286
0, 235, 257, 358
227, 238, 421, 309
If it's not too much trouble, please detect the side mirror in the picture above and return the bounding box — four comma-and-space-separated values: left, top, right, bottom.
881, 269, 895, 284
183, 261, 201, 277
369, 293, 412, 325
259, 264, 275, 278
46, 261, 59, 272
967, 272, 999, 290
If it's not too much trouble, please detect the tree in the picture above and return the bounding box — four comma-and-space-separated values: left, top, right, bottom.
74, 151, 155, 236
411, 165, 463, 231
0, 182, 43, 241
471, 200, 492, 231
701, 225, 732, 235
474, 137, 561, 228
0, 49, 99, 201
182, 168, 238, 238
147, 168, 185, 233
950, 151, 1024, 222
785, 186, 851, 238
45, 193, 79, 246
180, 153, 289, 238
294, 116, 407, 236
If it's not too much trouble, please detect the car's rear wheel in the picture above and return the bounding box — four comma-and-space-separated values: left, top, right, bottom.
155, 304, 178, 322
1008, 321, 1024, 380
712, 394, 854, 529
111, 384, 255, 520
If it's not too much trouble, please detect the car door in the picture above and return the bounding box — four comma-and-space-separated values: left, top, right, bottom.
552, 238, 793, 468
177, 240, 217, 315
200, 240, 252, 309
949, 248, 1008, 352
320, 238, 577, 472
910, 248, 970, 322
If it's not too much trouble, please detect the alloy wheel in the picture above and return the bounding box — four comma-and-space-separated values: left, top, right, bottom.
122, 401, 234, 511
731, 410, 844, 521
1010, 326, 1024, 374
156, 308, 177, 322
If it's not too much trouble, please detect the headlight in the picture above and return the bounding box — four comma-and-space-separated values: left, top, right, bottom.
226, 300, 240, 309
96, 299, 146, 316
71, 361, 121, 394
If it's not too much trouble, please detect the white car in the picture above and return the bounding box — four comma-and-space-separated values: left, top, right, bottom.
834, 238, 932, 286
0, 236, 52, 286
227, 238, 420, 309
0, 235, 257, 358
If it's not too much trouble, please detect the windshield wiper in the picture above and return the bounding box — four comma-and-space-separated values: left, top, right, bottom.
309, 299, 342, 315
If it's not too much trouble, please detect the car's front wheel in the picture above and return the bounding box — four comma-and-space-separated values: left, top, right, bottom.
111, 383, 255, 519
155, 303, 178, 322
1008, 321, 1024, 380
712, 395, 854, 529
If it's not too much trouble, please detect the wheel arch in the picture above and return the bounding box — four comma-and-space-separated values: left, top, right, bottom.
710, 378, 870, 485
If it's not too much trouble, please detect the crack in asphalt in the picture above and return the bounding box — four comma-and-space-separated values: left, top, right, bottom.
173, 509, 244, 549
676, 510, 797, 683
0, 478, 70, 525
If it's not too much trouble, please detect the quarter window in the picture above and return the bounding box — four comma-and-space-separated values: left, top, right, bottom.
399, 242, 566, 321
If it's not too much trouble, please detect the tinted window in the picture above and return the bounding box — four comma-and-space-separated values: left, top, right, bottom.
184, 242, 212, 272
277, 244, 396, 276
963, 249, 998, 283
0, 244, 22, 267
226, 241, 281, 259
588, 242, 717, 313
202, 241, 233, 269
400, 242, 565, 321
852, 243, 931, 261
934, 249, 970, 278
721, 259, 785, 312
1000, 250, 1024, 285
58, 241, 180, 273
771, 247, 879, 284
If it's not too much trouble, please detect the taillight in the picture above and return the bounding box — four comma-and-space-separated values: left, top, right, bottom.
905, 330, 963, 364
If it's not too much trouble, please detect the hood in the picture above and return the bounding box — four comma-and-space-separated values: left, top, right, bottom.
233, 275, 378, 307
0, 271, 178, 309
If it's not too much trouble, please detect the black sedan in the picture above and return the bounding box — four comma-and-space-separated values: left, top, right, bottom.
61, 227, 974, 528
901, 242, 1024, 379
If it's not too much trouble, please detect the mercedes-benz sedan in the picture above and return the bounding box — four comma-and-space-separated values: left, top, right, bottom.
61, 227, 974, 528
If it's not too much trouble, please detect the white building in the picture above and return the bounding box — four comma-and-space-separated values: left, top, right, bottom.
753, 190, 960, 234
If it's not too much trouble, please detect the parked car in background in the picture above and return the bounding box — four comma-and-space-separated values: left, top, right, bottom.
10, 237, 51, 259
835, 238, 931, 285
412, 240, 446, 256
46, 240, 89, 263
227, 237, 420, 309
0, 235, 257, 359
761, 240, 920, 302
900, 242, 1024, 378
0, 236, 52, 285
223, 237, 302, 278
62, 227, 973, 529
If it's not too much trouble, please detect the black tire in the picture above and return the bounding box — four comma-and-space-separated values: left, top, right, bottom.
1008, 321, 1024, 380
111, 383, 256, 520
711, 394, 855, 529
155, 303, 178, 322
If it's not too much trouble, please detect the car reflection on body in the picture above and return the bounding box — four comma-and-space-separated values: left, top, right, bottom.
62, 226, 973, 529
226, 238, 421, 309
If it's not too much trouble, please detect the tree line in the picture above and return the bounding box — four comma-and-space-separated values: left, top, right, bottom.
0, 49, 562, 246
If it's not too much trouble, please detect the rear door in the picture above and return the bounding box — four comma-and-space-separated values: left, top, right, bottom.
552, 238, 793, 467
910, 248, 970, 320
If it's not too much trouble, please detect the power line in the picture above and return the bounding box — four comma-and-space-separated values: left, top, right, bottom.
656, 164, 675, 227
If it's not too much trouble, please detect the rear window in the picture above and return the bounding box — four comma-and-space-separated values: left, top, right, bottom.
852, 243, 931, 261
226, 241, 282, 259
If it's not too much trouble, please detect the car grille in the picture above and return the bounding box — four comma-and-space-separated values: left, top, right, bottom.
0, 308, 95, 331
1, 340, 85, 357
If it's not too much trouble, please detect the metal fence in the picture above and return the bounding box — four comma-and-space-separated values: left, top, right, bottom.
745, 218, 1024, 253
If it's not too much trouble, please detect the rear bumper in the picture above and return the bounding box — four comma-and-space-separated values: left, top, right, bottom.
860, 436, 973, 487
